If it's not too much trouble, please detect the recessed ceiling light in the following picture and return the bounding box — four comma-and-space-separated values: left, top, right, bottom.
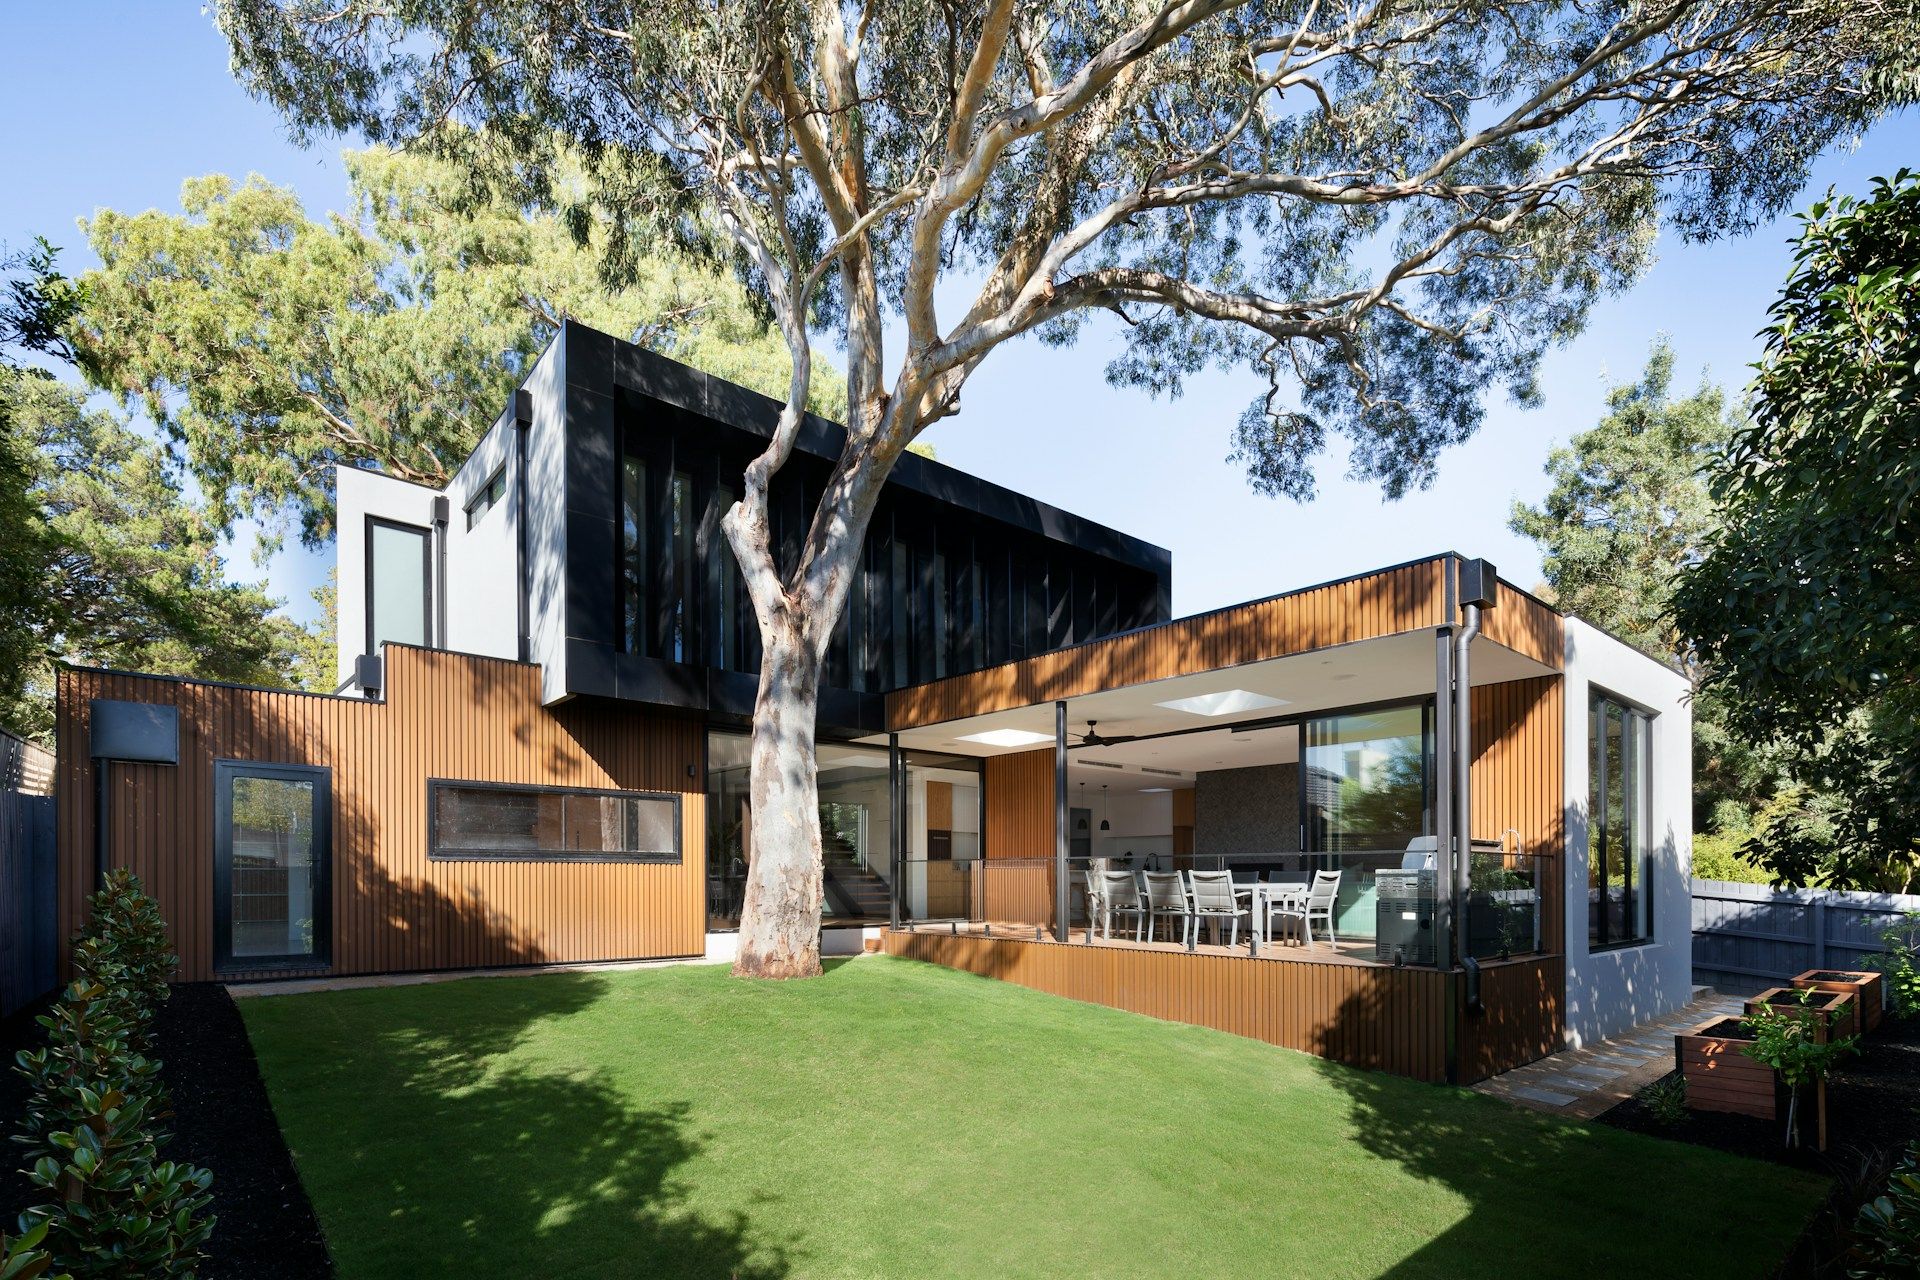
955, 728, 1054, 747
1155, 689, 1290, 717
1139, 786, 1172, 794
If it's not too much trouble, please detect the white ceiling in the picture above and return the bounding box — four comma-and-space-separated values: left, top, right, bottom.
861, 628, 1556, 794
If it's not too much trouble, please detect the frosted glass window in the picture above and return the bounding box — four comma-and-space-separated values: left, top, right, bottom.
367, 519, 429, 651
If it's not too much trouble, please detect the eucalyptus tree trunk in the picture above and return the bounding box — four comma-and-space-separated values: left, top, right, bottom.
732, 614, 827, 979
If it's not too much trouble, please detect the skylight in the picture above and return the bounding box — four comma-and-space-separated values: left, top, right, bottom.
955, 728, 1055, 748
1154, 689, 1291, 717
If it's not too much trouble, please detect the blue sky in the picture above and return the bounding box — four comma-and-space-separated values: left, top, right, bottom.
5, 4, 1915, 625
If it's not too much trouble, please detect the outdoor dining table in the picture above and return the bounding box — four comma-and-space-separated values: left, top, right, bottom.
1232, 879, 1309, 946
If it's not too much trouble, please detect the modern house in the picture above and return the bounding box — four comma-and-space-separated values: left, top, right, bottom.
53, 320, 1692, 1084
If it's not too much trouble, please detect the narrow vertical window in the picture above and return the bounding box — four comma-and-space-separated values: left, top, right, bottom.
622, 455, 647, 654
1589, 691, 1653, 948
365, 517, 430, 653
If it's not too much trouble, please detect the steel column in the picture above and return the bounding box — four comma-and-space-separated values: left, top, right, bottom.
1055, 700, 1069, 942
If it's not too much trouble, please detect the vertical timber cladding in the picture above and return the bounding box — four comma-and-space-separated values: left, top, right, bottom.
883, 931, 1451, 1082
54, 646, 706, 982
981, 748, 1055, 928
887, 558, 1453, 727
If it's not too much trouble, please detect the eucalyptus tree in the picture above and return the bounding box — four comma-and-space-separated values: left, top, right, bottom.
217, 0, 1916, 977
72, 147, 844, 548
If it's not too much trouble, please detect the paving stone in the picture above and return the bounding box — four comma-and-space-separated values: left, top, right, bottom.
1508, 1084, 1581, 1108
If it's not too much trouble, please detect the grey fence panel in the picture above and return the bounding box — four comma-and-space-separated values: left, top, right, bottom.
1692, 877, 1920, 997
1, 789, 57, 1018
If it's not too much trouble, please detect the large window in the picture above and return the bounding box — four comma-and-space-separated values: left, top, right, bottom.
429, 780, 680, 862
215, 761, 330, 971
703, 732, 980, 930
1303, 703, 1433, 853
365, 516, 431, 652
1589, 691, 1653, 948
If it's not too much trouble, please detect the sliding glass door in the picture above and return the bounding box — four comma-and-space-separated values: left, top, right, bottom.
214, 761, 331, 970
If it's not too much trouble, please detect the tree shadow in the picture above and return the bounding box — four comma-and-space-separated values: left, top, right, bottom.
1304, 980, 1822, 1280
249, 972, 789, 1279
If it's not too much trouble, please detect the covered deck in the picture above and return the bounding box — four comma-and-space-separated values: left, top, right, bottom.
866, 555, 1571, 1083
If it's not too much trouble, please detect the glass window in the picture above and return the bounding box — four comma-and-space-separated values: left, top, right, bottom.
1589, 692, 1652, 947
216, 762, 329, 969
366, 518, 430, 652
430, 781, 679, 862
463, 468, 507, 530
1303, 703, 1433, 852
702, 731, 980, 930
622, 456, 647, 654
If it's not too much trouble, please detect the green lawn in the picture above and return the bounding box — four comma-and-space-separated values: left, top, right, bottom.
240, 956, 1821, 1279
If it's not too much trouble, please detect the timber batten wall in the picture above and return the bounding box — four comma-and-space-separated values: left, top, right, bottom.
882, 932, 1560, 1084
55, 646, 706, 982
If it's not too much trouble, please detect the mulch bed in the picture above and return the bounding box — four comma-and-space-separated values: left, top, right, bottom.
1598, 1010, 1920, 1277
2, 984, 332, 1278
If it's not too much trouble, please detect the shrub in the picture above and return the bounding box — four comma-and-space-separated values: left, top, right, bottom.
12, 979, 166, 1167
1851, 1142, 1920, 1279
0, 1221, 64, 1280
1870, 912, 1920, 1018
19, 1087, 213, 1278
11, 872, 211, 1277
1691, 832, 1774, 885
1645, 1074, 1688, 1126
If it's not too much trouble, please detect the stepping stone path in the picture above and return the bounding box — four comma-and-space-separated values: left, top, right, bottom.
1473, 988, 1743, 1119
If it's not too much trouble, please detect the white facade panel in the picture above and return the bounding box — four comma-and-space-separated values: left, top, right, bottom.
1561, 617, 1695, 1046
333, 466, 444, 690
443, 406, 521, 662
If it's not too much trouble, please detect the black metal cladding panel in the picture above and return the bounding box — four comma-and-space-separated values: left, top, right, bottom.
89, 700, 180, 764
611, 651, 705, 709
565, 509, 619, 648
590, 320, 1169, 588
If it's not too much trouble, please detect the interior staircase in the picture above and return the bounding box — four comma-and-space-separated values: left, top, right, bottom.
822, 833, 890, 921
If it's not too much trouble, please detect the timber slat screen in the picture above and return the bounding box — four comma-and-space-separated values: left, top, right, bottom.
885, 932, 1560, 1084
55, 646, 706, 982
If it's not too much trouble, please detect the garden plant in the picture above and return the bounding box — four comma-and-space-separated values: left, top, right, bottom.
10, 870, 213, 1277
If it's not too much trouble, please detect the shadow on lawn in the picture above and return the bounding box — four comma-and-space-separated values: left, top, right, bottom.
1309, 1016, 1808, 1279
334, 973, 788, 1279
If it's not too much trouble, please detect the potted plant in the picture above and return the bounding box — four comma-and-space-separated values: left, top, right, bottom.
1741, 992, 1860, 1151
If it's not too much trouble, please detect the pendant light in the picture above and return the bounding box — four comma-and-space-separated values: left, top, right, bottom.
1076, 781, 1088, 832
1099, 784, 1111, 831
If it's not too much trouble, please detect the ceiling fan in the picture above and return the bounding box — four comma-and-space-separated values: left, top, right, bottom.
1072, 720, 1136, 749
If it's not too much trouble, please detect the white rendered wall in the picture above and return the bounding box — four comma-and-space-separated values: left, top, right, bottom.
521, 341, 571, 704
442, 405, 522, 662
333, 466, 445, 690
1561, 617, 1694, 1046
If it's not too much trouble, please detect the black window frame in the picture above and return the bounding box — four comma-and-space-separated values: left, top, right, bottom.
213, 759, 333, 974
1588, 688, 1654, 951
427, 778, 684, 864
463, 467, 507, 530
364, 514, 433, 655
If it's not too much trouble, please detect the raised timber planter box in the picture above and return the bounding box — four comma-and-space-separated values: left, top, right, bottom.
1676, 1017, 1777, 1121
1791, 969, 1884, 1033
1746, 986, 1858, 1042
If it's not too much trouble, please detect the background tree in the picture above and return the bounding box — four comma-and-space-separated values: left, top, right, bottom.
72, 145, 846, 547
218, 0, 1918, 977
0, 372, 303, 740
1508, 340, 1775, 874
1675, 171, 1920, 892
